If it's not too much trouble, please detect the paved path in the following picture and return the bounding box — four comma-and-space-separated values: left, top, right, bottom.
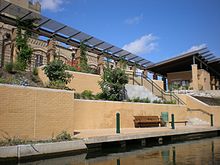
74, 126, 220, 144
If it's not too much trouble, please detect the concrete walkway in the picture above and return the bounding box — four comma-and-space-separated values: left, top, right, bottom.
74, 126, 220, 144
74, 126, 217, 138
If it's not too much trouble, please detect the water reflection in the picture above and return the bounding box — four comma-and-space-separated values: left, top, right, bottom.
6, 137, 220, 165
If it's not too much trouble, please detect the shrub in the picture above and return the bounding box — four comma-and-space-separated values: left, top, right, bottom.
32, 67, 38, 76
94, 93, 103, 100
81, 90, 95, 100
164, 100, 176, 104
47, 80, 72, 90
0, 78, 6, 83
67, 65, 77, 72
153, 99, 163, 104
55, 131, 72, 141
132, 97, 141, 102
142, 98, 151, 103
14, 61, 26, 71
5, 63, 14, 73
131, 97, 150, 103
99, 67, 128, 101
74, 93, 81, 99
43, 59, 72, 84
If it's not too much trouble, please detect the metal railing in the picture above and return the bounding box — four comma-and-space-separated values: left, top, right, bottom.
187, 108, 214, 126
126, 72, 185, 105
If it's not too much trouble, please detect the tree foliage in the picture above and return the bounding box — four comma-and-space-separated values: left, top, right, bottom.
79, 42, 89, 72
43, 59, 71, 84
99, 67, 128, 101
15, 18, 36, 70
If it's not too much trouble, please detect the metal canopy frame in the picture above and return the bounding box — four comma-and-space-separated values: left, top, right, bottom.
146, 47, 220, 78
0, 0, 153, 69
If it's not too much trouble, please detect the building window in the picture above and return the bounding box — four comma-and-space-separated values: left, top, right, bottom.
35, 54, 43, 67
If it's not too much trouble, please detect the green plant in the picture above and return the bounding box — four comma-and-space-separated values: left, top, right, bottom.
74, 93, 81, 99
32, 67, 38, 76
142, 98, 150, 103
132, 97, 141, 102
4, 63, 14, 73
44, 59, 72, 84
153, 99, 163, 104
81, 90, 95, 100
0, 77, 6, 83
99, 67, 128, 101
164, 100, 176, 104
131, 97, 150, 103
94, 93, 103, 100
47, 80, 72, 90
67, 66, 77, 72
15, 18, 37, 70
55, 131, 72, 141
79, 42, 89, 72
14, 61, 26, 71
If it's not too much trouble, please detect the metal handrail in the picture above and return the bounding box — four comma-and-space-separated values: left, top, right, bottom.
187, 108, 211, 116
126, 72, 185, 105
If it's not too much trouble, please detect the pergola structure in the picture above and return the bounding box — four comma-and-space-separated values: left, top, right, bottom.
147, 48, 220, 90
0, 0, 153, 70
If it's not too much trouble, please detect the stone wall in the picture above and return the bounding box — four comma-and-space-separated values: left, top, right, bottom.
0, 84, 190, 140
0, 84, 75, 140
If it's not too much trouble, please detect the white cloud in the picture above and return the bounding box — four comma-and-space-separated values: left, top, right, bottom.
38, 0, 65, 12
122, 34, 158, 55
186, 44, 207, 52
124, 14, 143, 25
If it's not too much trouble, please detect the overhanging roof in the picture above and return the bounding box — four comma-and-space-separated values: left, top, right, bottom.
147, 48, 220, 78
0, 0, 153, 69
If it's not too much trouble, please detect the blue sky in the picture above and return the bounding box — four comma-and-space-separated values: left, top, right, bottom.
38, 0, 220, 63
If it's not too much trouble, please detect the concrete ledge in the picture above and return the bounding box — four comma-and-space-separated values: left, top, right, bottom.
0, 140, 87, 160
83, 127, 220, 144
0, 146, 17, 158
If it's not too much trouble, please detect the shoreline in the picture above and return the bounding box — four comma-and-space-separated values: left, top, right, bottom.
1, 126, 220, 163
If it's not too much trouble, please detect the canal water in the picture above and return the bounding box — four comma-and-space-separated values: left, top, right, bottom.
9, 137, 220, 165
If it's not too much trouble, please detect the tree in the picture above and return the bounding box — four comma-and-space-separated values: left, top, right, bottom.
79, 42, 89, 72
15, 18, 37, 70
43, 59, 72, 84
99, 67, 128, 101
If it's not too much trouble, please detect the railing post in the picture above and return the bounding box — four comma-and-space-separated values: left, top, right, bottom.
141, 74, 143, 86
151, 81, 153, 93
211, 114, 213, 127
171, 114, 175, 129
133, 72, 135, 85
116, 112, 120, 133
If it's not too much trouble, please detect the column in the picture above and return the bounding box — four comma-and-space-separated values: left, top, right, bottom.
191, 64, 199, 91
153, 73, 158, 80
142, 69, 148, 78
97, 55, 104, 75
46, 39, 56, 63
211, 77, 216, 90
11, 28, 17, 63
75, 47, 81, 66
132, 65, 136, 75
216, 79, 220, 90
162, 76, 167, 91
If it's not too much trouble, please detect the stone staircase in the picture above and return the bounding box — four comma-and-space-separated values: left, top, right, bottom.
126, 73, 185, 104
125, 84, 159, 101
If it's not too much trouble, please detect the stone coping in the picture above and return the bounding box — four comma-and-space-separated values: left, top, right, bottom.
74, 98, 186, 107
0, 140, 86, 159
0, 83, 74, 94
